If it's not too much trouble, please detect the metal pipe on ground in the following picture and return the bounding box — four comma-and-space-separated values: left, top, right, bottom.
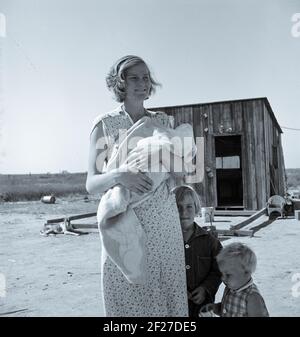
41, 195, 56, 204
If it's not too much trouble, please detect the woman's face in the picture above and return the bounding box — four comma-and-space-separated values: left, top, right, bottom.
177, 193, 196, 231
124, 63, 151, 102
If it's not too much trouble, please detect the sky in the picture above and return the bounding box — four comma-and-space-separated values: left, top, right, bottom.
0, 0, 299, 174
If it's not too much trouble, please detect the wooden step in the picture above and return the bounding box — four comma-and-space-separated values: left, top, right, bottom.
216, 229, 254, 237
214, 210, 257, 217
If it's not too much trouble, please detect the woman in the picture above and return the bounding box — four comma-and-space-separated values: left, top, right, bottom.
86, 55, 189, 316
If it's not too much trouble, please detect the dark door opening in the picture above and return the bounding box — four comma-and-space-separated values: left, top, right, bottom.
215, 135, 243, 207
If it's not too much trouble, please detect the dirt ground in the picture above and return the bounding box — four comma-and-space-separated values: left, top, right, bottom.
0, 196, 104, 316
1, 197, 300, 316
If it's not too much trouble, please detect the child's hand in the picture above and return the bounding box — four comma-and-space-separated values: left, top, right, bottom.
198, 303, 219, 317
191, 286, 206, 305
201, 303, 215, 312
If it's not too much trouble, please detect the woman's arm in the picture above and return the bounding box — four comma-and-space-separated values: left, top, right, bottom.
127, 145, 193, 178
86, 123, 121, 195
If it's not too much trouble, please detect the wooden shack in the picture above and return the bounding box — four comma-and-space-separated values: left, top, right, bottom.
151, 97, 286, 210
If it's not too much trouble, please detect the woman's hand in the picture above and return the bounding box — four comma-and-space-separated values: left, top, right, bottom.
118, 160, 153, 195
126, 145, 162, 172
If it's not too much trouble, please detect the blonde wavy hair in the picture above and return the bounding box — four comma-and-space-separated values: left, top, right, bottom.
106, 55, 160, 102
217, 242, 257, 274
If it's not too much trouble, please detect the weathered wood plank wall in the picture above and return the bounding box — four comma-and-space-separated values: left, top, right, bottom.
151, 98, 285, 210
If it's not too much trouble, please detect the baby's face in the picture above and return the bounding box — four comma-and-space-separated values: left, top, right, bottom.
218, 259, 251, 290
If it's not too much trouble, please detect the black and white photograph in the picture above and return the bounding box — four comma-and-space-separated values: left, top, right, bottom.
1, 0, 300, 321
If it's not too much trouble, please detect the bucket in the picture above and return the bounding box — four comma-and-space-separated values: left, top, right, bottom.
41, 195, 56, 204
201, 207, 214, 223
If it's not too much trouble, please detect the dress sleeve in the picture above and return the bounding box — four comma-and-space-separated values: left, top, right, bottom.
90, 115, 115, 167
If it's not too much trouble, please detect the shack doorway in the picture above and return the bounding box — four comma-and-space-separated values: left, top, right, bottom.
215, 135, 243, 207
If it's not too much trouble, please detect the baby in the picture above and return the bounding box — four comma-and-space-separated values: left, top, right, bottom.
107, 117, 196, 194
200, 242, 269, 317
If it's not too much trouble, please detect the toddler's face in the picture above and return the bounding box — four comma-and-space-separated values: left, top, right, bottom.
218, 259, 251, 290
177, 194, 196, 231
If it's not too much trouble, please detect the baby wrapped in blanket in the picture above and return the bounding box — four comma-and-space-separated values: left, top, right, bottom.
97, 116, 196, 284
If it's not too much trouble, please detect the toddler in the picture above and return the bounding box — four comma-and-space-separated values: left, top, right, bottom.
201, 242, 269, 317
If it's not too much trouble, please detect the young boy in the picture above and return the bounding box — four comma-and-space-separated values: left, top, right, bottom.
202, 242, 269, 317
173, 185, 222, 317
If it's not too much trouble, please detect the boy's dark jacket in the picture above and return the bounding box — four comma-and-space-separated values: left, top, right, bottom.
184, 222, 222, 317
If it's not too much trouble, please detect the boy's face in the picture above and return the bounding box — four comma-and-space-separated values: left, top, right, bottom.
177, 194, 196, 231
218, 259, 251, 290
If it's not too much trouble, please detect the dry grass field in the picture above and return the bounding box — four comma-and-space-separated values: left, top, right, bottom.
0, 172, 88, 202
286, 168, 300, 192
